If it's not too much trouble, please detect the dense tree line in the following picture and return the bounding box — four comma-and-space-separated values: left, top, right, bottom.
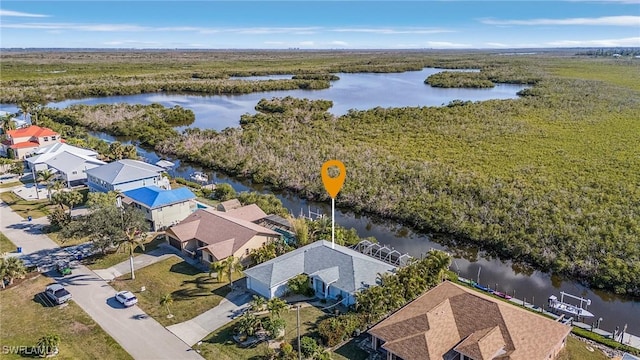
39, 103, 194, 147
426, 71, 495, 88
154, 75, 640, 295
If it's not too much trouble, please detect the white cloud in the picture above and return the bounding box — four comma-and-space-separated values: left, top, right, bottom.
426, 41, 471, 48
264, 41, 285, 45
103, 40, 161, 46
547, 36, 640, 46
234, 27, 319, 35
299, 41, 315, 46
329, 41, 348, 47
481, 16, 640, 26
3, 23, 148, 32
331, 27, 454, 34
485, 42, 509, 48
0, 9, 49, 18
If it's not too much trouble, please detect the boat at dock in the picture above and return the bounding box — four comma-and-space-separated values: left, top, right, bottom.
548, 292, 594, 318
492, 291, 512, 300
189, 171, 209, 183
473, 283, 492, 292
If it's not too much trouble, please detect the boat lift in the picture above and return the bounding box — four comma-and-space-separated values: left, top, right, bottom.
548, 291, 594, 318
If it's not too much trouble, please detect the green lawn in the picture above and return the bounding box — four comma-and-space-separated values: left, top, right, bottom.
0, 191, 54, 219
0, 231, 17, 253
195, 305, 330, 360
332, 338, 369, 360
558, 336, 610, 360
84, 233, 166, 270
0, 274, 132, 360
111, 256, 235, 326
48, 230, 90, 247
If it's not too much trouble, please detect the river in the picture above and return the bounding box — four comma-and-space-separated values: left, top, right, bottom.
2, 68, 638, 334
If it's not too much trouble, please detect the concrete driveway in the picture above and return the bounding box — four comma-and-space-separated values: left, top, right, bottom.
167, 279, 252, 346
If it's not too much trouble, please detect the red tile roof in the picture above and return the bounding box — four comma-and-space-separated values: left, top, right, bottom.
10, 141, 41, 149
7, 126, 59, 138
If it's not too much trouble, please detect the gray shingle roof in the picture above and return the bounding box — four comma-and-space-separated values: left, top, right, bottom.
46, 152, 105, 173
243, 240, 397, 294
86, 159, 164, 185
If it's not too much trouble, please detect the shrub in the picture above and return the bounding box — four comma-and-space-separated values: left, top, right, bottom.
318, 314, 367, 347
287, 274, 313, 295
299, 336, 319, 358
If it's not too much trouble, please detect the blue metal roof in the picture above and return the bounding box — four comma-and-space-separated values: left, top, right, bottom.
123, 186, 196, 209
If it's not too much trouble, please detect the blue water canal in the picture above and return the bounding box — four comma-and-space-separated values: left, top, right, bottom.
2, 68, 638, 334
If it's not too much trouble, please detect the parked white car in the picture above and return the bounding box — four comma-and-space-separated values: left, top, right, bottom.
115, 291, 138, 307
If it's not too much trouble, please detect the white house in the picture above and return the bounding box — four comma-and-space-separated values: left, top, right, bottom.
121, 186, 197, 231
86, 159, 170, 193
25, 143, 105, 187
243, 240, 397, 306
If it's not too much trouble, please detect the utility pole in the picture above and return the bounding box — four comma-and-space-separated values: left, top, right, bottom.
297, 305, 301, 360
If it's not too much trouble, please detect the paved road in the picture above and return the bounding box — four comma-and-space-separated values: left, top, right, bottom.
0, 201, 203, 360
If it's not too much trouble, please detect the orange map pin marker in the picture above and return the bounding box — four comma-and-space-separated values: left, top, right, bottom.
321, 160, 346, 198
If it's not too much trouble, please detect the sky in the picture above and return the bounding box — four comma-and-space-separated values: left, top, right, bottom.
0, 1, 639, 49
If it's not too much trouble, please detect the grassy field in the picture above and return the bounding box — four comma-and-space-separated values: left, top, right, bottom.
0, 191, 54, 219
84, 233, 165, 270
195, 305, 330, 360
0, 274, 131, 360
0, 231, 17, 253
110, 256, 236, 326
558, 336, 610, 360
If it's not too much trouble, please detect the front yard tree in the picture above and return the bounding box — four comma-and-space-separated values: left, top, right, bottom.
160, 293, 174, 318
52, 190, 83, 215
221, 256, 243, 289
266, 297, 287, 318
1, 257, 27, 286
37, 169, 55, 200
36, 333, 60, 357
209, 261, 225, 282
118, 206, 147, 280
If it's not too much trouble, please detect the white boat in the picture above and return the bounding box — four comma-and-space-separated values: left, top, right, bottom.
548, 292, 594, 318
189, 171, 208, 183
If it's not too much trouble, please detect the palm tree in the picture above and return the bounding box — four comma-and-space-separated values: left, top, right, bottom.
160, 293, 174, 318
266, 297, 287, 318
2, 257, 27, 286
427, 250, 452, 282
209, 261, 225, 282
118, 207, 147, 280
37, 170, 56, 200
0, 113, 16, 135
0, 259, 7, 289
250, 295, 267, 312
221, 256, 243, 289
36, 333, 60, 357
49, 180, 65, 198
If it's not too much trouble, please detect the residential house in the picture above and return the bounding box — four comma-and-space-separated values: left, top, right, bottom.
368, 281, 572, 360
165, 208, 280, 266
243, 240, 397, 306
217, 199, 242, 212
1, 125, 62, 159
222, 203, 268, 222
0, 111, 27, 130
26, 143, 105, 187
86, 159, 170, 193
122, 186, 197, 231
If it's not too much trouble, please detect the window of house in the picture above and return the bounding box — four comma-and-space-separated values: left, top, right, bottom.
245, 248, 249, 255
43, 137, 49, 141
72, 171, 78, 175
51, 136, 57, 140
